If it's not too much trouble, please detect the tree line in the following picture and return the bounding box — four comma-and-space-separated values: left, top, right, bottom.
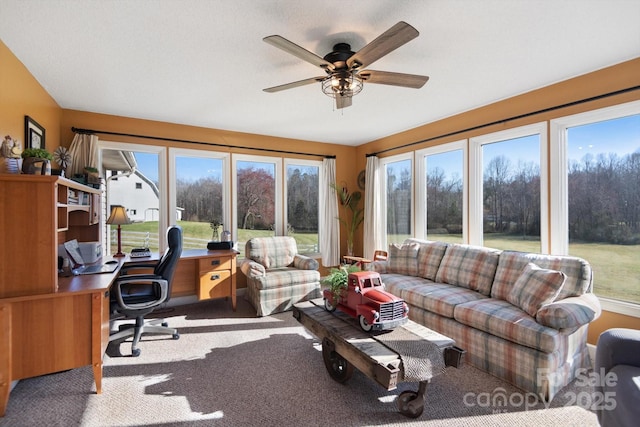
176, 150, 640, 245
174, 166, 319, 233
390, 149, 640, 244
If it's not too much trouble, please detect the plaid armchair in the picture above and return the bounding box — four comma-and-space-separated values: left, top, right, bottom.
240, 236, 321, 316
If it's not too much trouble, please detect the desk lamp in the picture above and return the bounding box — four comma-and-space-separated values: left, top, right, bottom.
107, 205, 130, 257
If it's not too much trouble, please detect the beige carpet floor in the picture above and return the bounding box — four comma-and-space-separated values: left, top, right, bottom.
0, 297, 598, 426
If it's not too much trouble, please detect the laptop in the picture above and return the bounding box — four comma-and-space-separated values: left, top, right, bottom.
63, 239, 118, 275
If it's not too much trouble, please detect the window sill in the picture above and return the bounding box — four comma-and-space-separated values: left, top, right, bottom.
598, 296, 640, 318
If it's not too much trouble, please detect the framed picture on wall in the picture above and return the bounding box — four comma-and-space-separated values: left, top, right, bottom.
25, 115, 46, 150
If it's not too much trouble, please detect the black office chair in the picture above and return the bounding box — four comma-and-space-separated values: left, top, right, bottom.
109, 225, 183, 357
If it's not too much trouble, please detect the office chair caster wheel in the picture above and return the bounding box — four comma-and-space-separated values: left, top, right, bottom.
172, 333, 180, 340
131, 348, 141, 357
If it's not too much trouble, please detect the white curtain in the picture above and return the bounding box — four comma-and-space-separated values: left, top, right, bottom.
363, 155, 385, 259
320, 158, 340, 267
67, 133, 99, 177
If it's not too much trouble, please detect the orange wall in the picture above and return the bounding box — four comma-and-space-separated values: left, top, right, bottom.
2, 37, 638, 341
0, 40, 61, 152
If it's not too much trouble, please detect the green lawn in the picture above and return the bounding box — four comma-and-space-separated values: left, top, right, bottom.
118, 221, 319, 256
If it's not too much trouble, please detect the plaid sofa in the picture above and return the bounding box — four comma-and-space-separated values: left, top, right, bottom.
372, 238, 601, 401
240, 236, 321, 316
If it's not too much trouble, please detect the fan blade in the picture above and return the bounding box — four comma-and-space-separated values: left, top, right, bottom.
335, 93, 353, 109
264, 35, 335, 71
359, 70, 429, 88
263, 76, 326, 93
347, 21, 419, 70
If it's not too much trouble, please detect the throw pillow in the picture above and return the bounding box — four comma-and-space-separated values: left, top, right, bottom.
507, 262, 566, 317
387, 243, 420, 276
535, 293, 601, 329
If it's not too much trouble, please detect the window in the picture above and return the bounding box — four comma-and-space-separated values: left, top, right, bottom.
100, 142, 167, 255
551, 101, 640, 310
470, 123, 547, 252
169, 148, 230, 250
135, 182, 142, 189
285, 159, 320, 254
381, 154, 413, 245
416, 141, 466, 243
233, 155, 281, 257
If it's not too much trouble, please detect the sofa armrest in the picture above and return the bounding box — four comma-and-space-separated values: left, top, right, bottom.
293, 254, 319, 270
596, 328, 640, 373
370, 260, 388, 274
240, 259, 266, 278
535, 292, 601, 329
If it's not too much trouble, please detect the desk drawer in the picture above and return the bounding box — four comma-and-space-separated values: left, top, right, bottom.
198, 269, 231, 300
198, 256, 232, 272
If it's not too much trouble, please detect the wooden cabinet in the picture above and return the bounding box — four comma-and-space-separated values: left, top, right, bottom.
0, 175, 106, 417
0, 175, 101, 298
168, 249, 238, 310
198, 256, 233, 301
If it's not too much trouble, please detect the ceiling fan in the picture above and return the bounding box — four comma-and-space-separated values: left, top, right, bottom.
263, 21, 429, 109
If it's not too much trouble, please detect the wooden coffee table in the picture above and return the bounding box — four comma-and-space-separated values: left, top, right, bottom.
293, 299, 464, 418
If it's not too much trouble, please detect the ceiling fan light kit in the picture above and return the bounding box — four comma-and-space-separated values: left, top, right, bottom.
263, 21, 429, 109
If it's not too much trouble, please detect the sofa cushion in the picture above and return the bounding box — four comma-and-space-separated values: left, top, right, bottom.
492, 251, 592, 301
506, 263, 566, 317
402, 282, 489, 318
246, 236, 297, 269
454, 298, 562, 353
435, 244, 501, 296
381, 273, 449, 299
252, 267, 320, 290
387, 242, 420, 276
380, 273, 440, 299
405, 238, 448, 281
536, 293, 602, 329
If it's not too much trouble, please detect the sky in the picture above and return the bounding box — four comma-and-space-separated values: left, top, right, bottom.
131, 114, 639, 183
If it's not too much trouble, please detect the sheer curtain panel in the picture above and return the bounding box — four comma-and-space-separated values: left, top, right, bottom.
320, 158, 340, 266
67, 133, 99, 177
363, 155, 385, 259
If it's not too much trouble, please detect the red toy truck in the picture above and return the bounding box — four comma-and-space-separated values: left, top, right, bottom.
323, 271, 409, 331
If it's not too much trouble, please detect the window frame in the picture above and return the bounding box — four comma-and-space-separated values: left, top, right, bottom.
415, 139, 468, 242
168, 147, 230, 233
380, 152, 415, 244
550, 100, 640, 316
284, 157, 322, 257
469, 122, 548, 250
232, 153, 283, 248
98, 141, 168, 252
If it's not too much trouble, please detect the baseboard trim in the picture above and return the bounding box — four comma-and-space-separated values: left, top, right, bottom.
165, 288, 246, 308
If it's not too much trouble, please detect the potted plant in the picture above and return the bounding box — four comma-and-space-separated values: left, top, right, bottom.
321, 264, 360, 304
21, 148, 53, 175
84, 166, 100, 184
330, 183, 364, 256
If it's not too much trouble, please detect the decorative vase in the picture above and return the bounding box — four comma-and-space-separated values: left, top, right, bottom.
211, 228, 220, 242
21, 157, 51, 175
346, 239, 354, 257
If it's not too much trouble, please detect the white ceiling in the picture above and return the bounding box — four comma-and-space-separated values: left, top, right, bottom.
1, 0, 639, 146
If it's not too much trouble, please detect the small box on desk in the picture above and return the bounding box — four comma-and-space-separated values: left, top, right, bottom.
57, 241, 102, 264
207, 241, 234, 251
78, 242, 102, 263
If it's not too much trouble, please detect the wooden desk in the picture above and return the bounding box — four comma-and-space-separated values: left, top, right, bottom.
0, 257, 123, 417
0, 249, 238, 417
